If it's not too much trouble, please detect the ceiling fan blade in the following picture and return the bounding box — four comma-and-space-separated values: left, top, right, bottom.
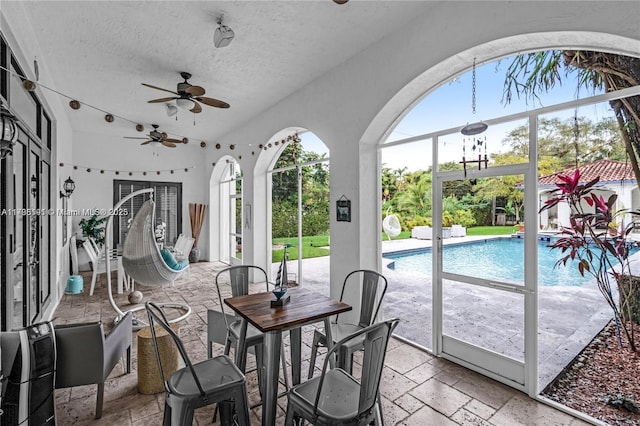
124, 136, 149, 140
141, 141, 152, 145
162, 141, 177, 148
185, 85, 205, 96
190, 102, 203, 113
195, 96, 230, 109
148, 97, 178, 103
164, 138, 182, 144
141, 83, 178, 95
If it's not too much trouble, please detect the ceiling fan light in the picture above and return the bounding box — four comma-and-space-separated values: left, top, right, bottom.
166, 104, 178, 117
214, 25, 234, 48
176, 98, 195, 110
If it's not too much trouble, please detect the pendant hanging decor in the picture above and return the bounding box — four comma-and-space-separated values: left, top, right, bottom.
460, 58, 489, 177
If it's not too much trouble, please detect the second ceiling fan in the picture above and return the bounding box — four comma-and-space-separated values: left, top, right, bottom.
143, 71, 230, 113
125, 124, 184, 148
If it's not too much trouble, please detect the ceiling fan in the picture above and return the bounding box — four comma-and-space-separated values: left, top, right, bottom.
124, 124, 183, 148
142, 72, 230, 113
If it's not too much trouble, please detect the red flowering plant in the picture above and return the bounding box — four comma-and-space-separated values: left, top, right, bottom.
541, 169, 638, 352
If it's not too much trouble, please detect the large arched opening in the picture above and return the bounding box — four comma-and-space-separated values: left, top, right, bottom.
362, 32, 640, 405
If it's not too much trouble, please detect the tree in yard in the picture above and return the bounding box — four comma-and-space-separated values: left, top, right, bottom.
272, 141, 330, 238
502, 116, 625, 169
503, 50, 640, 189
397, 179, 431, 217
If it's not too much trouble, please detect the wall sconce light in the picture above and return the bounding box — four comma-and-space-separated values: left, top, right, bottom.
1, 103, 19, 160
60, 176, 75, 198
30, 175, 38, 197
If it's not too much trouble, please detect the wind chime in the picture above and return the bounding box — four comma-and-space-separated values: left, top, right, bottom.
460, 58, 489, 177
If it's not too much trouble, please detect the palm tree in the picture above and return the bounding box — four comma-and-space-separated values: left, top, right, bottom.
503, 50, 640, 188
397, 180, 432, 217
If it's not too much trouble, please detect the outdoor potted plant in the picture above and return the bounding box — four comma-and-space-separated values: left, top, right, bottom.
79, 213, 107, 245
541, 169, 639, 352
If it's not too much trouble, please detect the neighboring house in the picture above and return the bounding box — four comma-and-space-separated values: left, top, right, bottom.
538, 160, 639, 232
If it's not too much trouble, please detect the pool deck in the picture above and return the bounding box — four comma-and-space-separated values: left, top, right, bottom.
285, 233, 616, 392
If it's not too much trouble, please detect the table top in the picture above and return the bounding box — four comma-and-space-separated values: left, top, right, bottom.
224, 287, 351, 333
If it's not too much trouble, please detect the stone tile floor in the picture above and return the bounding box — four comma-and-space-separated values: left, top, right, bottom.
52, 261, 591, 425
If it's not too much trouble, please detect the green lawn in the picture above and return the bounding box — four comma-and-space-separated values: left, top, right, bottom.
466, 226, 518, 235
272, 236, 329, 261
273, 226, 516, 260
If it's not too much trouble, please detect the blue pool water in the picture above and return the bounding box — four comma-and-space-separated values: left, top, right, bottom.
384, 237, 636, 287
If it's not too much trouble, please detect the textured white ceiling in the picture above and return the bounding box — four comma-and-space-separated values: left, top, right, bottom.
17, 1, 434, 145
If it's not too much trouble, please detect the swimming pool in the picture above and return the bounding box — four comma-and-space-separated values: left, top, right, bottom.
383, 237, 636, 287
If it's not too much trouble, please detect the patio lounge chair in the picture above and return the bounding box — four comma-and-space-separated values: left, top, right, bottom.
451, 224, 466, 237
411, 226, 432, 240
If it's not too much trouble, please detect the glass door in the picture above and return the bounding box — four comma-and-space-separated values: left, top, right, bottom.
27, 147, 42, 324
2, 139, 26, 329
433, 136, 538, 395
1, 131, 50, 329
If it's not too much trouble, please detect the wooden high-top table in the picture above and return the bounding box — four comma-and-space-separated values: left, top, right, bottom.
224, 287, 351, 426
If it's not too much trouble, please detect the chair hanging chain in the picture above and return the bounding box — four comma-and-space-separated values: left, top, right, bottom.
471, 58, 477, 115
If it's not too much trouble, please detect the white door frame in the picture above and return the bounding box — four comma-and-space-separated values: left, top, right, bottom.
432, 156, 538, 395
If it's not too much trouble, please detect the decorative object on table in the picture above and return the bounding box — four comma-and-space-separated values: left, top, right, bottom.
271, 248, 290, 307
188, 202, 207, 262
336, 195, 351, 222
128, 290, 143, 305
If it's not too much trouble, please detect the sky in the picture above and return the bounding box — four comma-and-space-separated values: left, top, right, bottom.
298, 54, 617, 172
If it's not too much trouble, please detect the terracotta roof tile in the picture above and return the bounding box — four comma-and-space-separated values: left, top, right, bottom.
538, 159, 636, 187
